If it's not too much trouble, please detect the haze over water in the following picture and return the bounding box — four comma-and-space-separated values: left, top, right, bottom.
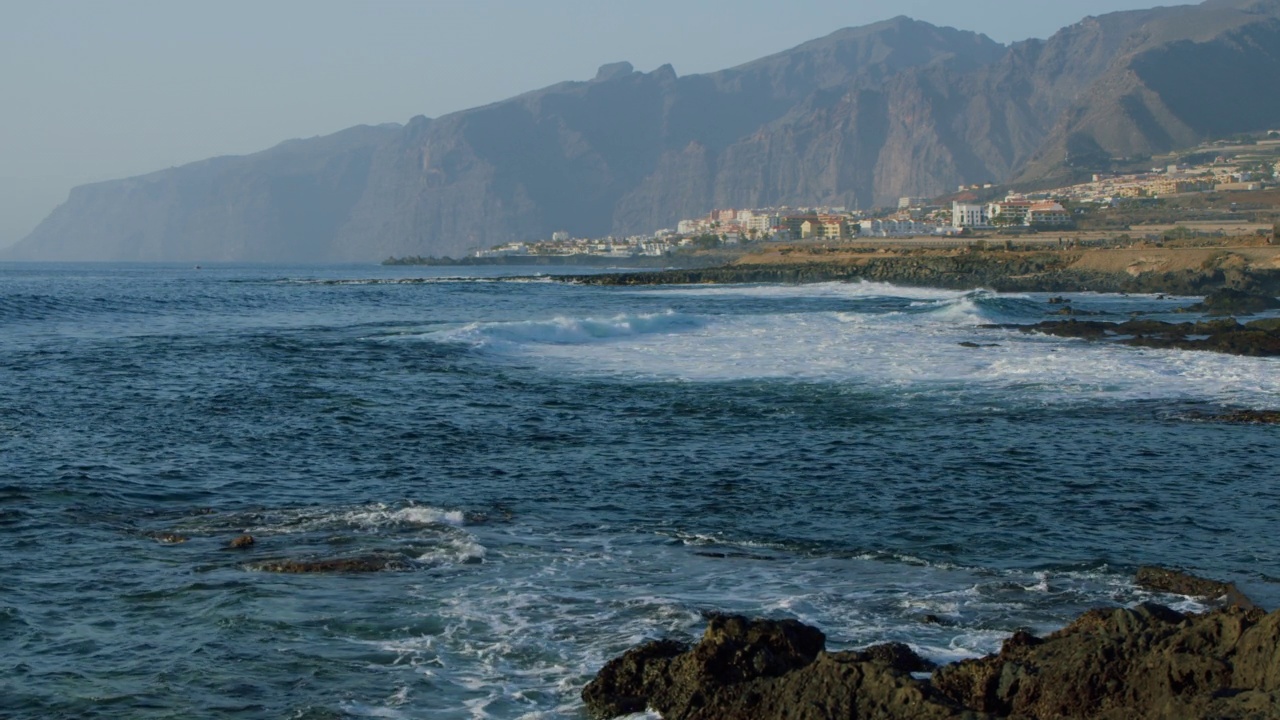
2, 263, 1277, 718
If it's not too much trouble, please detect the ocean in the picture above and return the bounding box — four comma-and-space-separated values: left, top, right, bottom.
2, 262, 1278, 719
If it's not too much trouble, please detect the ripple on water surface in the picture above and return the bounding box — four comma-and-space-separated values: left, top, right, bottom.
2, 268, 1277, 717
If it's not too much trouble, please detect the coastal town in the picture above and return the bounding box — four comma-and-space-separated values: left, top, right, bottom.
462, 134, 1280, 261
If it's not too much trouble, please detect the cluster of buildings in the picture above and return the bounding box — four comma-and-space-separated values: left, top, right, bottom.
1058, 160, 1275, 203
475, 205, 963, 259
473, 235, 679, 258
674, 206, 958, 242
950, 198, 1073, 229
468, 143, 1279, 259
470, 196, 1075, 259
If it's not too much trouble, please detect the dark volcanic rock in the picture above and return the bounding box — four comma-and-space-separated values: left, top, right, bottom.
588, 604, 1280, 720
582, 639, 689, 718
847, 641, 937, 673
583, 614, 977, 719
1009, 317, 1280, 356
932, 603, 1280, 719
1207, 409, 1280, 424
1135, 566, 1257, 610
567, 258, 1280, 297
1183, 288, 1280, 316
249, 555, 405, 573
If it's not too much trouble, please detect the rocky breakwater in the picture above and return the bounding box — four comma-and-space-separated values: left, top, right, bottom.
564, 246, 1280, 295
1002, 316, 1280, 356
565, 252, 1084, 291
989, 289, 1280, 357
584, 572, 1280, 720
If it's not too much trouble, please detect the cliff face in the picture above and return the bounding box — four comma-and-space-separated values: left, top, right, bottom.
322, 17, 1006, 261
11, 1, 1280, 262
10, 124, 399, 262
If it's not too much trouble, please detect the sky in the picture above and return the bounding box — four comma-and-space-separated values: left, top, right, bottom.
0, 0, 1182, 249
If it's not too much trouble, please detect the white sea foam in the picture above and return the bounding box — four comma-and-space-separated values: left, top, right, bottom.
281, 275, 558, 286
332, 521, 1169, 716
623, 280, 976, 301
417, 537, 487, 564
430, 310, 703, 348
414, 286, 1280, 407
345, 505, 467, 529
205, 502, 468, 534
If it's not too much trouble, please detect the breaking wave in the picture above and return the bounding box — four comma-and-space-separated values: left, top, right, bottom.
430, 310, 705, 348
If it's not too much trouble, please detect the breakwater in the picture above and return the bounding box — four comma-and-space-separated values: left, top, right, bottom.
565, 249, 1280, 295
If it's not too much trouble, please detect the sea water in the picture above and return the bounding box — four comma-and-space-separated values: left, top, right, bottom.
2, 263, 1278, 718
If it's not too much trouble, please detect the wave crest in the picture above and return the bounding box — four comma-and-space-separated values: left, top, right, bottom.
437, 310, 704, 347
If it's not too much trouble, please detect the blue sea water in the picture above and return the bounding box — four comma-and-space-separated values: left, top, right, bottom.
2, 262, 1278, 719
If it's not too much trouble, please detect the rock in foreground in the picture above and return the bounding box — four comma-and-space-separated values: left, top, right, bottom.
1135, 565, 1257, 610
586, 604, 1280, 719
583, 614, 973, 719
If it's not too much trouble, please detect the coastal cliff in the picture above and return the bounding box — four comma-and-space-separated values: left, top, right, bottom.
12, 1, 1280, 262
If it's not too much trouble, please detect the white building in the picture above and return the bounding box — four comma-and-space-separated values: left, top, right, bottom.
952, 202, 989, 228
746, 214, 780, 233
677, 219, 704, 235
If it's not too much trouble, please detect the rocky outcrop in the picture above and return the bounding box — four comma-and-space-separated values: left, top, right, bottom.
1182, 288, 1280, 316
1005, 317, 1280, 356
1135, 566, 1257, 610
565, 253, 1280, 296
248, 555, 405, 573
228, 534, 255, 549
587, 600, 1280, 719
582, 614, 977, 720
932, 603, 1280, 720
1200, 409, 1280, 424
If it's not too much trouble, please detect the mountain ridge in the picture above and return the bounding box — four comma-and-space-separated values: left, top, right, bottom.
11, 0, 1280, 262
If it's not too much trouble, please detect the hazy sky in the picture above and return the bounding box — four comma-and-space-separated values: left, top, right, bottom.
1, 0, 1181, 248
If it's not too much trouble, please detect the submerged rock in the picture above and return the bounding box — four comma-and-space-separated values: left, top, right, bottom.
228, 534, 255, 549
249, 555, 404, 573
1135, 566, 1257, 610
587, 599, 1280, 719
151, 532, 188, 544
1201, 409, 1280, 424
1182, 288, 1280, 315
1002, 318, 1280, 356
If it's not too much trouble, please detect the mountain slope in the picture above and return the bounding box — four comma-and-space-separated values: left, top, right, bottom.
324, 17, 1005, 261
8, 124, 401, 262
1016, 0, 1280, 182
11, 1, 1280, 262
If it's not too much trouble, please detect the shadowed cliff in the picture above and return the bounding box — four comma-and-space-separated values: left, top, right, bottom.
11, 0, 1280, 262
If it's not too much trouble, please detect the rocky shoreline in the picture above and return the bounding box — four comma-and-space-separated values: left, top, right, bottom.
583, 569, 1279, 720
993, 316, 1280, 356
564, 247, 1280, 296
